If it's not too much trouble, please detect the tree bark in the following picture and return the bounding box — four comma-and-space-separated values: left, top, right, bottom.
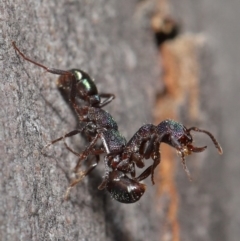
2, 0, 238, 241
1, 1, 161, 241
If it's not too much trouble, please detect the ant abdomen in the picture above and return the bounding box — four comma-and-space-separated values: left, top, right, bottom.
106, 171, 146, 203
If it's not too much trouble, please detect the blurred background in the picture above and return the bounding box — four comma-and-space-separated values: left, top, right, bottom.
153, 1, 240, 240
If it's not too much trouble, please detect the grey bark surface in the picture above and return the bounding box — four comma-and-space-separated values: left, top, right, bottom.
1, 1, 162, 241
2, 0, 239, 241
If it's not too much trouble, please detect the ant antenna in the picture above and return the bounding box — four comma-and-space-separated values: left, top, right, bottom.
12, 41, 71, 76
188, 127, 223, 155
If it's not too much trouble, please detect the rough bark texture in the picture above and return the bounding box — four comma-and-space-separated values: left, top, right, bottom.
1, 1, 161, 241
1, 0, 239, 241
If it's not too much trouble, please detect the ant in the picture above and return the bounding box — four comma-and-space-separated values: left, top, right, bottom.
72, 118, 223, 203
13, 42, 223, 204
115, 119, 223, 185
64, 117, 222, 203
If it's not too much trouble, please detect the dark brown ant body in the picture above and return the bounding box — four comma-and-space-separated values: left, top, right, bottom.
118, 119, 222, 184
13, 42, 223, 204
68, 117, 223, 203
12, 42, 146, 203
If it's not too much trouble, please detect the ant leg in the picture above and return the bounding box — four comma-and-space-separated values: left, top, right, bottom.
43, 129, 84, 156
62, 131, 87, 156
65, 155, 100, 200
97, 93, 115, 108
98, 155, 110, 190
149, 144, 161, 184
131, 154, 145, 168
52, 129, 82, 145
180, 152, 192, 181
115, 155, 136, 178
63, 142, 80, 156
74, 147, 105, 172
61, 127, 105, 157
73, 133, 102, 172
12, 42, 72, 76
142, 135, 157, 159
135, 165, 152, 182
134, 136, 160, 184
135, 148, 160, 184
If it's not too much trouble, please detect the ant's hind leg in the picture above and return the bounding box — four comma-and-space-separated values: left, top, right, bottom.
135, 146, 161, 184
64, 155, 100, 200
135, 151, 160, 184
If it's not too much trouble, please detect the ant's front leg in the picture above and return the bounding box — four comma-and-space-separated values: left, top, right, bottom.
73, 132, 103, 172
97, 93, 115, 108
65, 147, 105, 200
43, 129, 84, 156
65, 155, 101, 200
134, 135, 160, 184
149, 142, 161, 184
135, 145, 160, 184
